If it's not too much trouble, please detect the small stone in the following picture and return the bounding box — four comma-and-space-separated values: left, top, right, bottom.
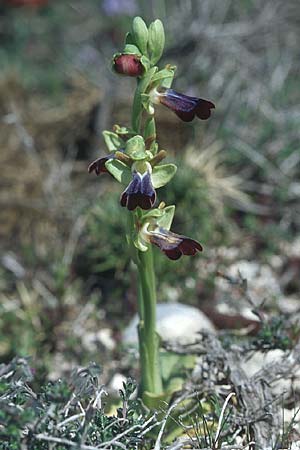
123, 302, 215, 345
109, 373, 127, 392
96, 329, 116, 351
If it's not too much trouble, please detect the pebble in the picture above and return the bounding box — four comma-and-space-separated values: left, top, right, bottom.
123, 302, 215, 345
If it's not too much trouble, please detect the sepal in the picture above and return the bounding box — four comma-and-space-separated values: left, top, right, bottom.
125, 135, 147, 161
156, 205, 175, 230
103, 131, 124, 152
151, 65, 176, 89
151, 163, 177, 188
123, 44, 141, 55
132, 16, 149, 55
148, 19, 165, 64
142, 205, 175, 230
105, 159, 132, 185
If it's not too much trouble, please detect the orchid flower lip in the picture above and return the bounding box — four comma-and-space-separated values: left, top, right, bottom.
88, 154, 113, 175
140, 224, 203, 260
120, 170, 156, 211
153, 87, 215, 122
88, 149, 126, 175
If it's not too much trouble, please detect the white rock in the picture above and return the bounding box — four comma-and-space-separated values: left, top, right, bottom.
279, 296, 300, 314
96, 328, 116, 351
123, 302, 215, 345
241, 350, 300, 396
109, 373, 127, 392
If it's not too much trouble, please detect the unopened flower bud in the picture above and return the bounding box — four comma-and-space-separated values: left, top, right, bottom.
113, 54, 144, 77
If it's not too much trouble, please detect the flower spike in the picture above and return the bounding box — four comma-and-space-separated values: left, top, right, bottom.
150, 87, 215, 122
120, 171, 156, 211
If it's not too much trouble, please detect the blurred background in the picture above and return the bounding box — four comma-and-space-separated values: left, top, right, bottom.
1, 0, 299, 383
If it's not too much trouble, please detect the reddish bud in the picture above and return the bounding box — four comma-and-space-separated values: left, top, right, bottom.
113, 54, 144, 77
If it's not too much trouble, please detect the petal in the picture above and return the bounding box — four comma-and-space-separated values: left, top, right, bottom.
88, 155, 113, 175
148, 227, 203, 259
195, 99, 215, 120
120, 171, 156, 211
179, 238, 203, 256
158, 88, 215, 122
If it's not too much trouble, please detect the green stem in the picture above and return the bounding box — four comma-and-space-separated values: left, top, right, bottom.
137, 247, 163, 396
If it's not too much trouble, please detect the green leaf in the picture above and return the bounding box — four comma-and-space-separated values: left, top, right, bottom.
132, 17, 149, 55
102, 131, 124, 152
105, 159, 132, 185
148, 19, 165, 64
125, 135, 147, 160
151, 164, 177, 188
156, 205, 175, 230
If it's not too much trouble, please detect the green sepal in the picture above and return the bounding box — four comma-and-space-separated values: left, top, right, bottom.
103, 131, 124, 152
125, 135, 147, 161
132, 16, 148, 55
142, 207, 164, 220
105, 159, 132, 185
148, 19, 165, 65
151, 66, 176, 89
156, 205, 175, 230
142, 205, 175, 230
151, 163, 177, 188
132, 67, 158, 132
123, 44, 141, 55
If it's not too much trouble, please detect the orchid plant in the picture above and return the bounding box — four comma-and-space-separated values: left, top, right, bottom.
89, 17, 215, 405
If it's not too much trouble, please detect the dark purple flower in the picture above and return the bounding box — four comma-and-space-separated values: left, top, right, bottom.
88, 154, 114, 175
120, 171, 156, 211
148, 227, 203, 260
113, 54, 144, 77
152, 88, 215, 122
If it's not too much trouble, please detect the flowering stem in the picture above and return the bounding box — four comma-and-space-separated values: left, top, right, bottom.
130, 73, 164, 400
136, 247, 163, 397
